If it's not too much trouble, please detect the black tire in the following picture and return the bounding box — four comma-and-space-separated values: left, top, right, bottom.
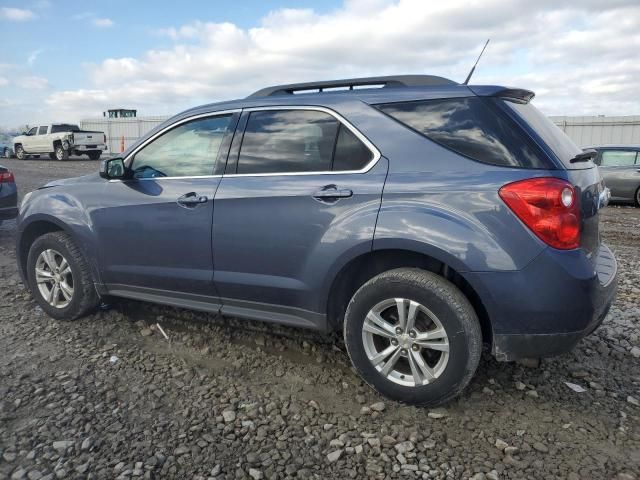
49, 153, 56, 160
26, 232, 99, 320
635, 186, 640, 208
15, 145, 25, 160
2, 147, 8, 158
343, 268, 482, 406
87, 151, 101, 160
55, 145, 68, 161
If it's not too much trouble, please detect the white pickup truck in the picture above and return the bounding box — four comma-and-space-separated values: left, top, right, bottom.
13, 124, 107, 161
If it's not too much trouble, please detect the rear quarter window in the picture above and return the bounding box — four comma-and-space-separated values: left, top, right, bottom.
377, 97, 548, 168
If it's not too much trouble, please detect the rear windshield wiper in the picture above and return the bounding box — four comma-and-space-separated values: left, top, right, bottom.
570, 149, 597, 163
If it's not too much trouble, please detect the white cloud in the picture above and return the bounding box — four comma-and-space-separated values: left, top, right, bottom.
39, 0, 640, 122
0, 7, 36, 21
0, 77, 9, 87
27, 49, 44, 66
19, 76, 49, 90
93, 17, 113, 28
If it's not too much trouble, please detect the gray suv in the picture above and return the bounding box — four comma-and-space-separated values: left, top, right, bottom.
17, 75, 617, 406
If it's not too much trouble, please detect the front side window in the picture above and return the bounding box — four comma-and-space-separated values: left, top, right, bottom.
37, 126, 48, 135
237, 110, 339, 174
600, 150, 637, 167
27, 127, 37, 136
131, 115, 232, 179
377, 97, 547, 168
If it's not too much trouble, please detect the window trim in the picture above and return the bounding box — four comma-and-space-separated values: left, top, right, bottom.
121, 109, 241, 180
225, 105, 381, 177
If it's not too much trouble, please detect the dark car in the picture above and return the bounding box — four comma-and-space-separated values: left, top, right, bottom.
0, 165, 18, 225
587, 145, 640, 206
16, 75, 617, 406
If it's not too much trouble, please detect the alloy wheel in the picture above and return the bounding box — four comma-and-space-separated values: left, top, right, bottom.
362, 298, 449, 387
35, 249, 74, 308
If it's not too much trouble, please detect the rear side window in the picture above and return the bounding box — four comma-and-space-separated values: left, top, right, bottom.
377, 97, 547, 168
333, 125, 373, 171
51, 124, 80, 133
238, 110, 339, 174
600, 150, 638, 166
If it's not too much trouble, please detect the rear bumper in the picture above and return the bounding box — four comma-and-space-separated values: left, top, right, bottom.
465, 243, 617, 361
73, 145, 107, 152
0, 185, 18, 219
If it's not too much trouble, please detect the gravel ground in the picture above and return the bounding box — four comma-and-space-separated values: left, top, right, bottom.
1, 158, 639, 480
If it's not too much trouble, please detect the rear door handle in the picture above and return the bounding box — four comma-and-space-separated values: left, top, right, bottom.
312, 185, 353, 201
177, 192, 208, 207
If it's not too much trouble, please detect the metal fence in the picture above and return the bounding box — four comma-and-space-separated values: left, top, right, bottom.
80, 116, 168, 154
551, 115, 640, 147
81, 114, 640, 154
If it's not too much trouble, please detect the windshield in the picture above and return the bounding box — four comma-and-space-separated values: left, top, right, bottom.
51, 124, 80, 133
501, 99, 587, 169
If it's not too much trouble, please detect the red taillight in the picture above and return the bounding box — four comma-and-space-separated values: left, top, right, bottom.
499, 177, 580, 250
0, 171, 14, 183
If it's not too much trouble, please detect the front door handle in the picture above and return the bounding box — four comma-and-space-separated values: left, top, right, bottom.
312, 185, 353, 201
177, 192, 208, 207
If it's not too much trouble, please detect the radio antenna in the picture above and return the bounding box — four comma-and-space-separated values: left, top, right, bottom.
463, 39, 490, 85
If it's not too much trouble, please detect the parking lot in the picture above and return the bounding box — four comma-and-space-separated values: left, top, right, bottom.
1, 158, 639, 479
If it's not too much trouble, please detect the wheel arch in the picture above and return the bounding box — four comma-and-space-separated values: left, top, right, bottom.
17, 217, 68, 288
325, 248, 493, 347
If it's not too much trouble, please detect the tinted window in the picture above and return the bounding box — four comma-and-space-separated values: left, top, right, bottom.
27, 127, 37, 135
600, 150, 638, 166
51, 124, 80, 133
503, 100, 583, 169
377, 97, 547, 168
238, 110, 339, 174
333, 125, 373, 171
132, 115, 232, 179
38, 126, 48, 135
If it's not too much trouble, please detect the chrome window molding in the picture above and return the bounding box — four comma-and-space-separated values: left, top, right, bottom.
116, 105, 381, 181
225, 105, 381, 178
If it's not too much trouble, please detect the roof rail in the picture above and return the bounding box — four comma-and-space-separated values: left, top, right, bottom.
247, 75, 458, 98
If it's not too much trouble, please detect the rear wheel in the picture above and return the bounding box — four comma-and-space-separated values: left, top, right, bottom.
49, 153, 56, 160
635, 186, 640, 207
343, 268, 482, 406
15, 145, 25, 160
87, 151, 101, 160
54, 145, 68, 161
26, 232, 99, 320
2, 147, 8, 158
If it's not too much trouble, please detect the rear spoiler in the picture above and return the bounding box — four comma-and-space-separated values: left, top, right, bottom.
468, 85, 535, 103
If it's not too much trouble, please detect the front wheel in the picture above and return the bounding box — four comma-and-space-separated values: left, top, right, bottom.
15, 145, 25, 160
26, 232, 99, 320
635, 186, 640, 208
54, 145, 68, 161
343, 268, 482, 406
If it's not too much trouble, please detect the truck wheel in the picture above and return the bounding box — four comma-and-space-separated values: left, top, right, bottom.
2, 147, 9, 158
87, 151, 101, 160
49, 153, 56, 160
26, 232, 99, 320
15, 145, 25, 160
55, 145, 68, 161
343, 268, 482, 406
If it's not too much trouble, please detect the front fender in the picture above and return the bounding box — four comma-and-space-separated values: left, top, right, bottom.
18, 185, 105, 289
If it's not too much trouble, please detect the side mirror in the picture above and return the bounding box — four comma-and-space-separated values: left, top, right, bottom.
99, 157, 127, 179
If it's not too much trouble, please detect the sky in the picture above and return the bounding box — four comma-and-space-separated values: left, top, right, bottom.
0, 0, 639, 129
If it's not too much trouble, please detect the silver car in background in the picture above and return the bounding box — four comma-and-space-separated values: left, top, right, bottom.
589, 145, 640, 206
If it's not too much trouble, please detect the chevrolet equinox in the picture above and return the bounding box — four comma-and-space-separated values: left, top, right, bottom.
17, 75, 618, 406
